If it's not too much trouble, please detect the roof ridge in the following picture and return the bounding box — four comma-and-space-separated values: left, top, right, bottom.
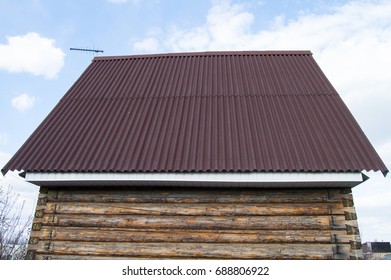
63, 92, 337, 101
93, 50, 312, 61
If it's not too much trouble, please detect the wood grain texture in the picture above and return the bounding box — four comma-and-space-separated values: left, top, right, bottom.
44, 202, 347, 216
32, 241, 334, 259
27, 186, 363, 260
31, 226, 332, 243
46, 187, 336, 203
38, 214, 331, 230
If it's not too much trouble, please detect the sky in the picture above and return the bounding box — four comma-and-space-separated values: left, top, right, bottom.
0, 0, 390, 243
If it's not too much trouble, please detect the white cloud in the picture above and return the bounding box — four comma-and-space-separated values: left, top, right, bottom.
0, 133, 8, 145
145, 0, 391, 59
353, 139, 391, 242
0, 171, 39, 222
165, 0, 254, 52
133, 0, 391, 242
1, 155, 39, 222
0, 144, 38, 223
0, 151, 11, 169
0, 150, 11, 179
133, 37, 160, 53
376, 141, 391, 175
355, 176, 391, 209
353, 170, 391, 242
11, 93, 36, 112
378, 141, 391, 162
132, 0, 391, 145
0, 32, 65, 79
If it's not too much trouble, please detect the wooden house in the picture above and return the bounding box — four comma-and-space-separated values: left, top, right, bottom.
2, 51, 388, 260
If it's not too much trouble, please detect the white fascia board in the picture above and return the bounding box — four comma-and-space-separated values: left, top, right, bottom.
25, 172, 365, 188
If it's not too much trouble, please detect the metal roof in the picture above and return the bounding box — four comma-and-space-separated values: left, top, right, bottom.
2, 51, 388, 175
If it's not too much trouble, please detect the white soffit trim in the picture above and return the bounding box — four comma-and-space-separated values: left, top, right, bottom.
25, 172, 365, 187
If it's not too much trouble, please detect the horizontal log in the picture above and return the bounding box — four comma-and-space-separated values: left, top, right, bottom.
47, 188, 337, 204
33, 241, 334, 259
39, 214, 331, 230
32, 226, 332, 243
34, 254, 149, 260
44, 202, 346, 216
326, 188, 351, 199
37, 253, 299, 260
28, 186, 360, 260
34, 254, 219, 260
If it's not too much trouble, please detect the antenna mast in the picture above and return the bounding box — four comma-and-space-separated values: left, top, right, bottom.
70, 47, 104, 54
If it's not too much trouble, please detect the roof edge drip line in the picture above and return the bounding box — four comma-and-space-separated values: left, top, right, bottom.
25, 172, 364, 188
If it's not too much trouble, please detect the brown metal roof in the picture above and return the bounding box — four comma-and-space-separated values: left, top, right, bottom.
2, 51, 388, 175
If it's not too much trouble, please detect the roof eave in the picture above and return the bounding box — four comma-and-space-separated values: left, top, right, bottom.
24, 171, 365, 188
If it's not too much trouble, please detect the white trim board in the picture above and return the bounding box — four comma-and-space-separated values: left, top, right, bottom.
25, 172, 365, 188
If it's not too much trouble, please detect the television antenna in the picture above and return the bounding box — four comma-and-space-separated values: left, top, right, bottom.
70, 47, 104, 54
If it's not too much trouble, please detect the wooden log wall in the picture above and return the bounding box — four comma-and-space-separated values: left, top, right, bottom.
26, 186, 363, 260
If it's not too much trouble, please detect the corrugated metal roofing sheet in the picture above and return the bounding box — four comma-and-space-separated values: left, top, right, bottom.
2, 51, 388, 175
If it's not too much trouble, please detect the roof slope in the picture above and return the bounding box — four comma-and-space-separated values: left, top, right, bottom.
2, 51, 388, 175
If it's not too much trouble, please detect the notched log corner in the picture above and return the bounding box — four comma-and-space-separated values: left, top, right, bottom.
29, 237, 39, 245
39, 187, 49, 194
350, 240, 362, 250
35, 209, 45, 218
37, 197, 48, 206
25, 251, 36, 260
32, 223, 42, 231
344, 211, 357, 221
346, 225, 360, 235
342, 198, 354, 207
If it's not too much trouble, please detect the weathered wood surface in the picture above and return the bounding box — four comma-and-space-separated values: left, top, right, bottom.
27, 186, 363, 260
44, 202, 347, 216
33, 214, 330, 230
30, 226, 332, 243
330, 230, 361, 243
330, 216, 360, 230
33, 254, 160, 260
30, 241, 334, 259
45, 187, 343, 203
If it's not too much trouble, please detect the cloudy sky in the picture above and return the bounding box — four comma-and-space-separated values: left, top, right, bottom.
0, 0, 390, 242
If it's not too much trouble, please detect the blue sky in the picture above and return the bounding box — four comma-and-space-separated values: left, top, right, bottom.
0, 0, 390, 242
